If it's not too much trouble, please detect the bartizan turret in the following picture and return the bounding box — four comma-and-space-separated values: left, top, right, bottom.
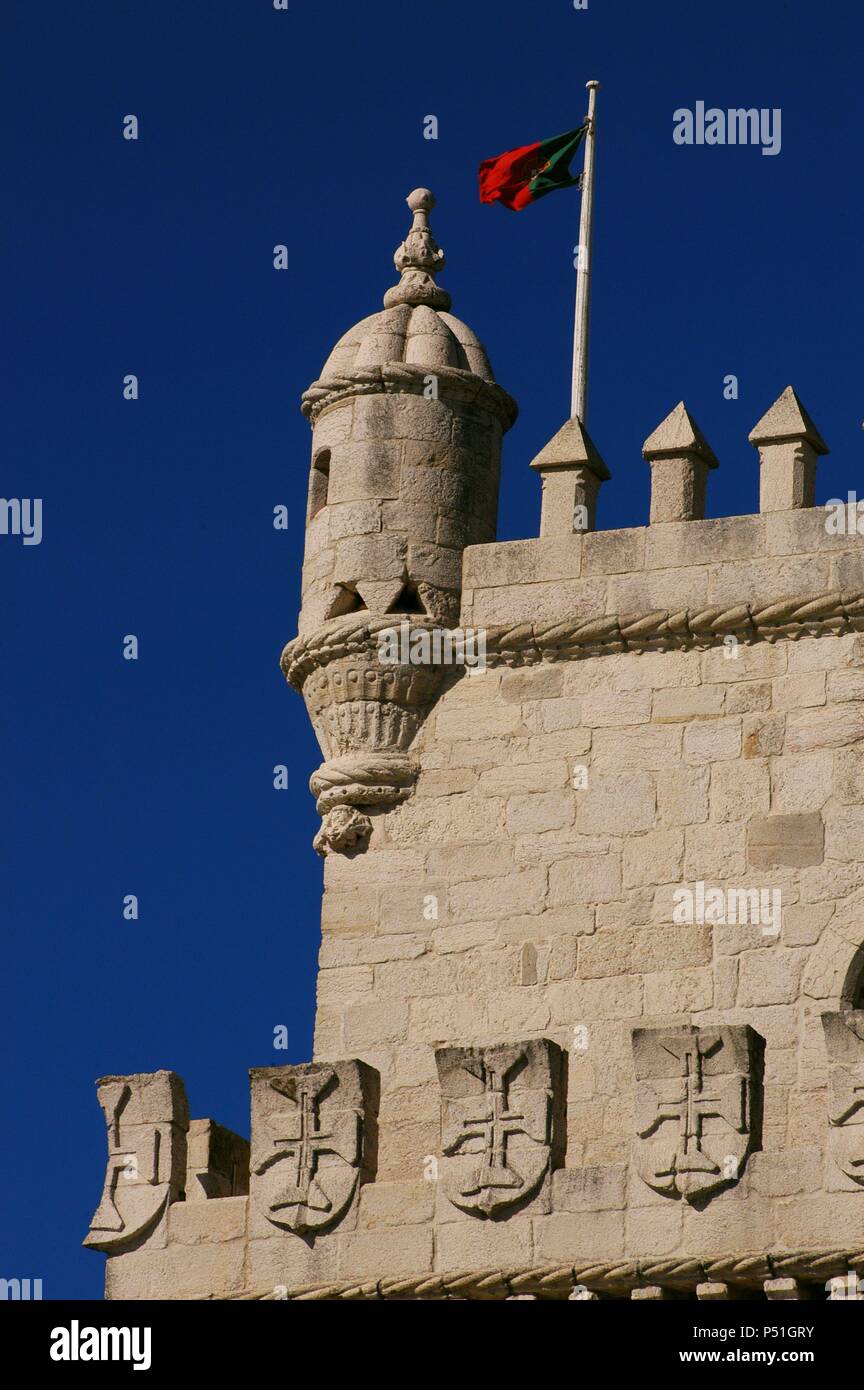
281, 189, 517, 854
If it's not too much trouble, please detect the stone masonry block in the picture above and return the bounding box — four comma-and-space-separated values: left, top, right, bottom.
185, 1119, 250, 1202
747, 812, 824, 868
580, 924, 711, 979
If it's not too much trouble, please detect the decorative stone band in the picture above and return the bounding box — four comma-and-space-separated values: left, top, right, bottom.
283, 590, 864, 688
310, 752, 418, 813
282, 615, 432, 691
488, 589, 864, 663
300, 361, 518, 429
214, 1248, 864, 1301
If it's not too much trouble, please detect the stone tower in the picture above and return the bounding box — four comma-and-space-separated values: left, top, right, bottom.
86, 193, 864, 1302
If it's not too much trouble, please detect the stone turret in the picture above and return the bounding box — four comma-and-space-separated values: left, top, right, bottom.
283, 189, 517, 854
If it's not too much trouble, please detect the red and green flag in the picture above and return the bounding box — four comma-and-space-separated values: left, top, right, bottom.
478, 125, 588, 212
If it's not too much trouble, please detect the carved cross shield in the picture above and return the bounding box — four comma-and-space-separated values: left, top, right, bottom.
84, 1070, 188, 1251
822, 1011, 864, 1189
435, 1039, 564, 1218
632, 1025, 763, 1203
250, 1060, 376, 1235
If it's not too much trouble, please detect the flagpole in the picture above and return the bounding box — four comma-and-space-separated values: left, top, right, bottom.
571, 80, 600, 421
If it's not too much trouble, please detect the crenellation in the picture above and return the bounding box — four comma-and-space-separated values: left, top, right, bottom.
749, 385, 829, 514
185, 1120, 249, 1203
643, 402, 719, 524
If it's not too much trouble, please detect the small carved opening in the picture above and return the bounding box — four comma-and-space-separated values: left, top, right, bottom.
307, 449, 331, 521
327, 584, 367, 619
386, 581, 426, 615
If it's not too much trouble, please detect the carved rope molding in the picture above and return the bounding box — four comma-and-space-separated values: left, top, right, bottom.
281, 588, 864, 690
213, 1248, 864, 1301
300, 362, 518, 427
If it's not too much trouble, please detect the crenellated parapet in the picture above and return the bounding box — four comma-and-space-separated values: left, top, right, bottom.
526, 383, 828, 539
288, 369, 864, 852
85, 1027, 864, 1298
463, 385, 855, 637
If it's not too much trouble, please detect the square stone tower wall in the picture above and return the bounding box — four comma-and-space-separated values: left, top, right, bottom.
305, 512, 864, 1290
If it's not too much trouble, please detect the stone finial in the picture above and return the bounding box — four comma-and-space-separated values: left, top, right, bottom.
383, 188, 452, 311
642, 401, 718, 524
530, 416, 610, 537
749, 385, 828, 513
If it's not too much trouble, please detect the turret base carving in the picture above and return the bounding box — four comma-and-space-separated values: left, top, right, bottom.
310, 752, 418, 856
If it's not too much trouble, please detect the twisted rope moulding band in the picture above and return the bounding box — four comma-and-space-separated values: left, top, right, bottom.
281, 589, 864, 691
211, 1248, 864, 1300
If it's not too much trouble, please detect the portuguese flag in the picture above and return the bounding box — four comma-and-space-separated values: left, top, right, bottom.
478, 125, 588, 212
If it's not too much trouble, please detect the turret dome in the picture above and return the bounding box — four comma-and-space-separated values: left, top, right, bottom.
319, 302, 495, 382
302, 188, 511, 420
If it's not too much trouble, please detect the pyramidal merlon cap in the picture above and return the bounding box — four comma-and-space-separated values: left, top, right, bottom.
530, 415, 611, 480
748, 385, 829, 453
642, 401, 718, 467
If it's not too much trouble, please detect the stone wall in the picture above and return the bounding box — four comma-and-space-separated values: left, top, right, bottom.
86, 343, 864, 1298
93, 503, 864, 1300
306, 593, 864, 1288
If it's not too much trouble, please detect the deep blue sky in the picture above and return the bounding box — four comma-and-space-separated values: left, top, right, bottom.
3, 1, 861, 1299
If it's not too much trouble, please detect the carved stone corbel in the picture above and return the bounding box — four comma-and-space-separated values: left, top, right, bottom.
281, 616, 455, 854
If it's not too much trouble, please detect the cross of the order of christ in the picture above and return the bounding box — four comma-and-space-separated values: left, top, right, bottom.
89, 1083, 159, 1232
830, 1074, 864, 1127
258, 1071, 358, 1217
445, 1049, 548, 1212
645, 1037, 746, 1179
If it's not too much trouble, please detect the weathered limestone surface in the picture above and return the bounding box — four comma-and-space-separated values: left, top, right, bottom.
88, 190, 864, 1299
462, 507, 851, 628
100, 598, 864, 1297
294, 477, 864, 1295
643, 401, 718, 524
